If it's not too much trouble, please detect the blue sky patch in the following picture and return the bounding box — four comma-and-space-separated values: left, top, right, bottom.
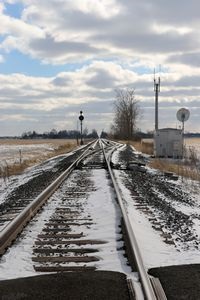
0, 50, 90, 77
4, 2, 24, 19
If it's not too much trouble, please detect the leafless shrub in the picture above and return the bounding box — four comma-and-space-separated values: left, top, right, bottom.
0, 161, 9, 183
184, 146, 199, 167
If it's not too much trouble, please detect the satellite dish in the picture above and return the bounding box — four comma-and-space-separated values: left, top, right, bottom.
176, 108, 190, 122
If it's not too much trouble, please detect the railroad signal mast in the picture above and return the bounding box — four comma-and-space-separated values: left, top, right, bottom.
79, 110, 84, 145
154, 69, 161, 131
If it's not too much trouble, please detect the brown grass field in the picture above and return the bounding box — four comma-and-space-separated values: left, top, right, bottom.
0, 138, 77, 146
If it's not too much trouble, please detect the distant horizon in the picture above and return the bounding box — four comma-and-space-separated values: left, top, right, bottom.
1, 129, 200, 139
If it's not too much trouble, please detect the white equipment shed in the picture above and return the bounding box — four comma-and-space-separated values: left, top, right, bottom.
154, 128, 183, 158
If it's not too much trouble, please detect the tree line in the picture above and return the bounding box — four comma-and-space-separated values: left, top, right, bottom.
21, 128, 98, 139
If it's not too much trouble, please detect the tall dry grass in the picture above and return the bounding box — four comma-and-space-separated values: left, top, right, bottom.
149, 159, 200, 181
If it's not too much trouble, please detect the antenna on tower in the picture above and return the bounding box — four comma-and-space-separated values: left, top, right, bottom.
154, 67, 161, 131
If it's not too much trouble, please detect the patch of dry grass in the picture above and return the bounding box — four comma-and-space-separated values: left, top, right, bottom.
131, 140, 154, 155
149, 158, 200, 181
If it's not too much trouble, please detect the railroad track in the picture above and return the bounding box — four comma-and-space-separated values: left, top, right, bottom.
0, 139, 167, 300
0, 141, 95, 232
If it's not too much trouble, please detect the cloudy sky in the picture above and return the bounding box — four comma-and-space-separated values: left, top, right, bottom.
0, 0, 200, 136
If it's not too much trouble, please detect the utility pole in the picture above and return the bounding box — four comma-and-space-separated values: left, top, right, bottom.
154, 69, 161, 131
79, 111, 84, 145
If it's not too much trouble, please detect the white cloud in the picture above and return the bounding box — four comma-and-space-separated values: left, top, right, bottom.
67, 0, 123, 19
0, 54, 4, 62
152, 23, 192, 36
0, 114, 37, 122
0, 12, 44, 37
0, 3, 5, 13
1, 0, 199, 66
3, 1, 18, 4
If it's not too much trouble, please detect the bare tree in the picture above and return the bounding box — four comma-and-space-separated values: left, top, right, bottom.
112, 88, 140, 139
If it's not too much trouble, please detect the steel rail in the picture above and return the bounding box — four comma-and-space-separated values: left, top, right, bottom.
0, 141, 96, 255
100, 140, 158, 300
75, 141, 104, 166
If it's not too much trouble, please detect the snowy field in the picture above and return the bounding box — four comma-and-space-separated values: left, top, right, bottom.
0, 139, 76, 168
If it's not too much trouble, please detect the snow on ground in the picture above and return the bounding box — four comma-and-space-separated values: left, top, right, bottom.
0, 138, 79, 206
0, 169, 134, 280
0, 152, 72, 205
115, 170, 200, 268
112, 145, 200, 269
0, 139, 73, 167
0, 142, 52, 165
